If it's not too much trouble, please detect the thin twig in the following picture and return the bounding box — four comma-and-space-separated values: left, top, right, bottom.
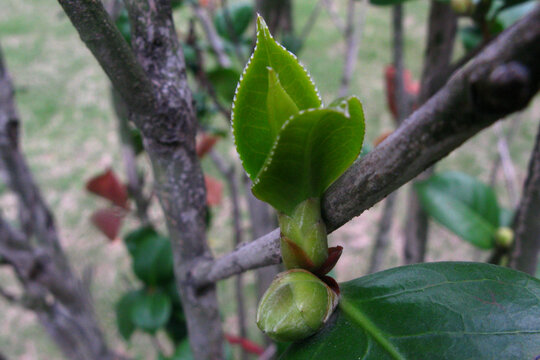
190, 1, 232, 68
338, 0, 367, 97
321, 0, 346, 35
209, 150, 247, 359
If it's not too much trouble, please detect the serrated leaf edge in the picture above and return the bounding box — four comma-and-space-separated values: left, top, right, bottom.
231, 15, 322, 179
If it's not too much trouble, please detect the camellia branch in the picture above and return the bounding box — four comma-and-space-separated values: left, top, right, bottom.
509, 122, 540, 275
192, 6, 540, 287
58, 0, 224, 358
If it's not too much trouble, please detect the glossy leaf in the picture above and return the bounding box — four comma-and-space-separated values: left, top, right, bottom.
415, 171, 500, 249
116, 290, 142, 341
206, 67, 241, 103
132, 234, 174, 286
252, 97, 365, 215
124, 226, 159, 257
131, 291, 172, 334
283, 262, 540, 359
232, 16, 321, 180
214, 2, 253, 41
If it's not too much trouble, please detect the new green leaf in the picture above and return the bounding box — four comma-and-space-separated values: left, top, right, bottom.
283, 262, 540, 359
232, 16, 321, 180
415, 171, 501, 249
131, 291, 172, 334
252, 97, 365, 215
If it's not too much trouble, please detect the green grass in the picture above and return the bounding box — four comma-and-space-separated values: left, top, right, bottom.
1, 0, 539, 359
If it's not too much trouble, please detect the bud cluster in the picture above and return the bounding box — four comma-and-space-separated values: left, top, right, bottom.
256, 198, 341, 342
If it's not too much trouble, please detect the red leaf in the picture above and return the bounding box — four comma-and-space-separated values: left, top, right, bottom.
225, 334, 265, 355
86, 168, 129, 209
91, 207, 125, 241
196, 133, 219, 158
205, 175, 223, 206
384, 65, 420, 120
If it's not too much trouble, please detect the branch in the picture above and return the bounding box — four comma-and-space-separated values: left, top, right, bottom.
190, 1, 232, 68
191, 6, 540, 286
57, 0, 156, 118
338, 0, 367, 97
403, 0, 457, 264
509, 122, 540, 275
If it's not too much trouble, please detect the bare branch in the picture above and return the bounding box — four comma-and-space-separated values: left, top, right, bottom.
509, 122, 540, 275
493, 122, 520, 206
192, 7, 540, 286
338, 0, 367, 97
190, 1, 232, 68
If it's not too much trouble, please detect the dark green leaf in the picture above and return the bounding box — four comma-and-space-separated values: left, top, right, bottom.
206, 67, 241, 103
415, 171, 500, 249
115, 290, 142, 341
283, 262, 540, 359
496, 0, 537, 28
130, 128, 144, 155
131, 291, 172, 334
252, 97, 365, 215
214, 2, 254, 41
114, 9, 131, 44
124, 226, 158, 257
459, 26, 483, 52
132, 234, 174, 286
232, 16, 321, 180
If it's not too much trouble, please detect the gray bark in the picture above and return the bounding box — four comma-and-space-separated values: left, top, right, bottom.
0, 44, 114, 360
57, 0, 224, 358
403, 0, 457, 264
368, 4, 407, 274
509, 123, 540, 275
192, 6, 540, 285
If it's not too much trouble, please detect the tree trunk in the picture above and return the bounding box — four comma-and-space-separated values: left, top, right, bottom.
509, 123, 540, 275
403, 0, 457, 264
0, 43, 114, 360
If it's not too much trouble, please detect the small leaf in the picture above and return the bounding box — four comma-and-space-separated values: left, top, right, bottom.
252, 97, 365, 215
116, 290, 142, 341
213, 2, 254, 41
196, 132, 219, 158
283, 262, 540, 359
131, 290, 172, 334
91, 207, 125, 241
132, 235, 174, 286
124, 226, 158, 257
415, 171, 500, 249
206, 67, 241, 103
232, 16, 321, 180
205, 175, 223, 207
86, 168, 129, 209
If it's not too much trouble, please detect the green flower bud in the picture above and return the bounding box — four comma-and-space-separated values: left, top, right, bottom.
256, 269, 339, 342
494, 227, 514, 248
278, 198, 328, 271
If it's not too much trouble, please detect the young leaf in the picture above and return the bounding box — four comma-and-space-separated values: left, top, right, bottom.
415, 171, 500, 249
252, 97, 365, 215
232, 16, 321, 180
282, 262, 540, 359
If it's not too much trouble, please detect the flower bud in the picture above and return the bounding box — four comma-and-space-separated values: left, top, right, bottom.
278, 198, 328, 272
256, 269, 339, 342
494, 227, 514, 248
